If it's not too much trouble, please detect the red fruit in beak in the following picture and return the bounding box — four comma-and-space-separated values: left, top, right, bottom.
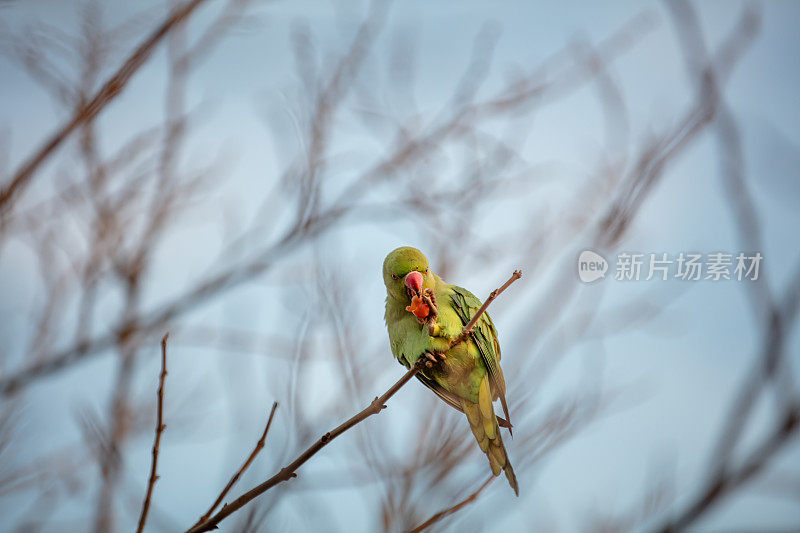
406, 295, 430, 319
404, 271, 423, 294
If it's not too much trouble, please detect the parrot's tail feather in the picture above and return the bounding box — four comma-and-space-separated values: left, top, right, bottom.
461, 379, 519, 496
503, 459, 519, 496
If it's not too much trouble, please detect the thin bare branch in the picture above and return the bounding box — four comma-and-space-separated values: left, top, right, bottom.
136, 333, 169, 533
192, 402, 279, 528
186, 360, 424, 533
187, 270, 521, 532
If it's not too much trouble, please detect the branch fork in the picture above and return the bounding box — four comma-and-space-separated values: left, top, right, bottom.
186, 269, 522, 533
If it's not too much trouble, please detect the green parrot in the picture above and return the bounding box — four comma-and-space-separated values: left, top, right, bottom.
382, 246, 518, 495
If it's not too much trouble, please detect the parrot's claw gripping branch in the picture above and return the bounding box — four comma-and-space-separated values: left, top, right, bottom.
186, 269, 522, 533
421, 288, 440, 335
422, 351, 447, 369
421, 288, 438, 318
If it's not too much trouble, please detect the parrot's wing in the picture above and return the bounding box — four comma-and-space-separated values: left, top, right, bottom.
450, 285, 512, 431
415, 372, 513, 428
415, 373, 465, 413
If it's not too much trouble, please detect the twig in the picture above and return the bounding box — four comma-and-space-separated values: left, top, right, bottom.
136, 333, 169, 533
449, 270, 522, 347
187, 270, 522, 533
186, 360, 424, 533
191, 402, 279, 528
409, 476, 495, 533
0, 0, 211, 214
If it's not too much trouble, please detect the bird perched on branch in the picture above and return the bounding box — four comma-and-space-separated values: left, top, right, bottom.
383, 246, 518, 495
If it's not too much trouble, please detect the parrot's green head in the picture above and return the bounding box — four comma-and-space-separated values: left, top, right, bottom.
382, 246, 435, 302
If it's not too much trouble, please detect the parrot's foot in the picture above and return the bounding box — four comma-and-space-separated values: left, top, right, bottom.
421, 351, 446, 369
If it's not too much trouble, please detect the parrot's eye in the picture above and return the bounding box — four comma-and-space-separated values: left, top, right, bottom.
391, 274, 399, 280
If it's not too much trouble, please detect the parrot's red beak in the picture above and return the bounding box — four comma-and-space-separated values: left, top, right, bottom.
404, 271, 423, 295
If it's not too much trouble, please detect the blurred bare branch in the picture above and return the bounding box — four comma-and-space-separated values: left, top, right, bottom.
649, 3, 800, 530
0, 0, 211, 215
409, 476, 494, 533
0, 9, 655, 397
